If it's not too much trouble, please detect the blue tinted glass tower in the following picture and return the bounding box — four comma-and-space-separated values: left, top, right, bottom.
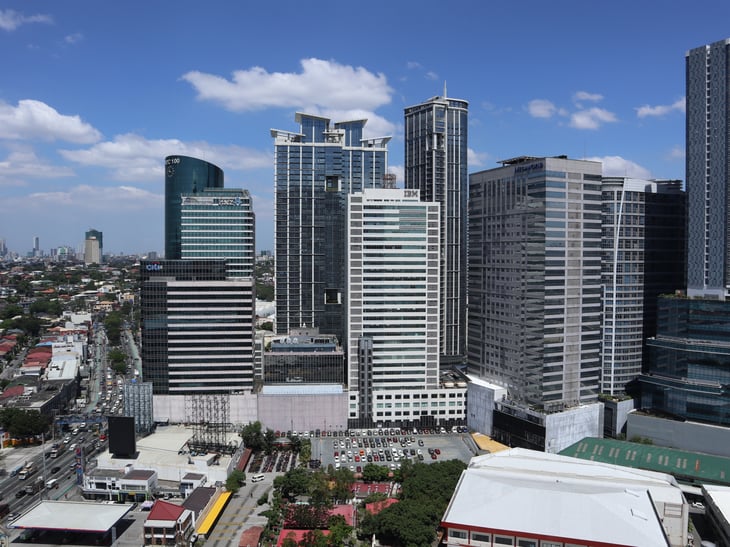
272, 113, 390, 346
405, 95, 468, 368
164, 155, 224, 259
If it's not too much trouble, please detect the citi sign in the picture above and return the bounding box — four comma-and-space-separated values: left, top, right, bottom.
146, 263, 163, 272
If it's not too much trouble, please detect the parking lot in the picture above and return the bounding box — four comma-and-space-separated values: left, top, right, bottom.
308, 427, 478, 473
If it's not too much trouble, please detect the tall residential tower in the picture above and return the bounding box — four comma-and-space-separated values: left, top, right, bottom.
686, 38, 730, 299
405, 95, 468, 367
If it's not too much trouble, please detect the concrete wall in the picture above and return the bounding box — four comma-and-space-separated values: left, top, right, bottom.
466, 381, 506, 435
152, 393, 258, 425
257, 392, 349, 433
544, 403, 603, 453
602, 397, 635, 438
627, 412, 730, 458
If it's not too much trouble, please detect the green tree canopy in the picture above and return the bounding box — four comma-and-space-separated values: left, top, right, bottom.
226, 469, 246, 493
0, 408, 51, 438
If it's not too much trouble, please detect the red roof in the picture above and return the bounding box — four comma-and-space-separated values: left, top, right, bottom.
147, 500, 184, 522
239, 525, 264, 547
0, 385, 24, 401
365, 498, 398, 516
276, 529, 330, 546
329, 504, 355, 526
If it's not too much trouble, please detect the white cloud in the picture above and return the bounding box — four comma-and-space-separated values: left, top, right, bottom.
468, 147, 489, 168
573, 91, 603, 103
388, 164, 404, 186
528, 99, 558, 119
59, 133, 271, 182
636, 98, 685, 118
406, 61, 422, 70
425, 71, 439, 81
0, 146, 74, 185
64, 32, 84, 44
182, 58, 393, 113
0, 100, 101, 143
0, 184, 162, 214
569, 108, 617, 130
0, 9, 52, 31
586, 155, 652, 179
668, 145, 685, 159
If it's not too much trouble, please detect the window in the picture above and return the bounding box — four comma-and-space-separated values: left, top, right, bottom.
472, 532, 491, 543
495, 537, 514, 546
449, 529, 467, 540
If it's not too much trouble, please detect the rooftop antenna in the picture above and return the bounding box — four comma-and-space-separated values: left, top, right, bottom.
443, 81, 448, 99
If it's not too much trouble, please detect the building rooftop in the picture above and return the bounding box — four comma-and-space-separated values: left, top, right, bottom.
561, 437, 730, 486
12, 501, 132, 532
442, 448, 680, 547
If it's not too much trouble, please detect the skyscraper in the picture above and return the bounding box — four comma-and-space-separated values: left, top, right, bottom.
140, 259, 254, 394
346, 188, 459, 425
634, 39, 730, 426
272, 113, 390, 345
84, 228, 103, 265
468, 156, 603, 409
405, 94, 468, 367
180, 188, 255, 278
164, 155, 224, 260
600, 178, 685, 395
686, 38, 730, 299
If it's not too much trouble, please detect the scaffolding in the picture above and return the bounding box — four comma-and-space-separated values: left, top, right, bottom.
122, 381, 153, 433
186, 393, 235, 454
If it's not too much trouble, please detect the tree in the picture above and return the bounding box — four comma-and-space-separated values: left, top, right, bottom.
327, 514, 353, 546
226, 470, 246, 493
240, 421, 265, 451
0, 408, 51, 438
276, 466, 311, 499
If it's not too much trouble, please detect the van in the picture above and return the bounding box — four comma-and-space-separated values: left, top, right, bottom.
251, 474, 265, 483
46, 478, 58, 489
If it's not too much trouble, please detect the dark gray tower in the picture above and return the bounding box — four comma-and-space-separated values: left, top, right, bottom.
405, 95, 468, 367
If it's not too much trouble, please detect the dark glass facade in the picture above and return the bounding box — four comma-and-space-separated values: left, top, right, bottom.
272, 114, 389, 347
638, 297, 730, 425
600, 178, 686, 394
140, 259, 254, 395
164, 156, 224, 260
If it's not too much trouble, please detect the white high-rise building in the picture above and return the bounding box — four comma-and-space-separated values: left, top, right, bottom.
347, 188, 464, 425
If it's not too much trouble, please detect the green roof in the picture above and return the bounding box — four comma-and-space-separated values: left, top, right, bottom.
560, 437, 730, 486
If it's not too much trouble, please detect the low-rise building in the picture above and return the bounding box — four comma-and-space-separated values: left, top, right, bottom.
82, 466, 158, 502
143, 499, 194, 546
441, 448, 689, 547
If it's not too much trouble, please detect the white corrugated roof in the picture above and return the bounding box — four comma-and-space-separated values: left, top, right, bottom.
12, 501, 132, 532
442, 448, 674, 546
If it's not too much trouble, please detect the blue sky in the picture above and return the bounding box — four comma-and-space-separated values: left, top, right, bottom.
1, 0, 728, 256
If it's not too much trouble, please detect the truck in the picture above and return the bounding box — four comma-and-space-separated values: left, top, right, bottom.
50, 443, 63, 458
18, 462, 35, 480
25, 476, 44, 495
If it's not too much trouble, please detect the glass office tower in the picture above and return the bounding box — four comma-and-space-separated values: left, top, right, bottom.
180, 188, 255, 278
600, 178, 685, 395
272, 113, 390, 347
164, 155, 224, 260
405, 95, 468, 367
140, 259, 254, 395
468, 156, 603, 408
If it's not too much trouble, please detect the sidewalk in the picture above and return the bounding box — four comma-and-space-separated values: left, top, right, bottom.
203, 482, 272, 547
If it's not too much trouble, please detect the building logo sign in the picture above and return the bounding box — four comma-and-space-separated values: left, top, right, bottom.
514, 162, 544, 174
146, 263, 163, 272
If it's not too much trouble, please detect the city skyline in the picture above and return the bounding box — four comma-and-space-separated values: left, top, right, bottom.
2, 2, 729, 254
